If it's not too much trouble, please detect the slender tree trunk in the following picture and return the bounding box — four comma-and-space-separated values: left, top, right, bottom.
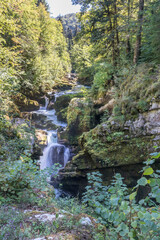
133, 0, 144, 64
115, 3, 120, 58
107, 6, 116, 66
113, 0, 119, 65
126, 0, 131, 57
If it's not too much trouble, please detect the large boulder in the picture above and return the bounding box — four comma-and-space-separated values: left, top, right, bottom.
77, 100, 160, 168
60, 98, 96, 145
31, 113, 57, 130
59, 101, 160, 195
54, 92, 84, 122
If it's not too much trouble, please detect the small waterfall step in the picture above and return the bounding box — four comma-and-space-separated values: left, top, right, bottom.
40, 142, 70, 170
40, 96, 49, 110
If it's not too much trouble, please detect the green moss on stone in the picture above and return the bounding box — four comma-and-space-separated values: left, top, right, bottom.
66, 98, 96, 144
114, 64, 160, 120
74, 122, 160, 169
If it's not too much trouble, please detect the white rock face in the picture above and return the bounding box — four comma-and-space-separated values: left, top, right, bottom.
149, 102, 160, 110
80, 217, 92, 226
31, 213, 64, 222
124, 102, 160, 136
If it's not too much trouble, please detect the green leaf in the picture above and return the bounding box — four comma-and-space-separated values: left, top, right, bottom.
129, 192, 137, 201
156, 195, 160, 204
95, 207, 101, 214
143, 167, 154, 175
137, 177, 148, 186
120, 201, 128, 210
131, 221, 137, 228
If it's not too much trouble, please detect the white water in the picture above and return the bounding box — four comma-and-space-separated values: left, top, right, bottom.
39, 96, 49, 110
54, 84, 90, 101
36, 109, 67, 128
37, 86, 89, 172
34, 97, 70, 172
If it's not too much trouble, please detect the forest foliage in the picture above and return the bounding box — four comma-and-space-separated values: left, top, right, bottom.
0, 0, 70, 205
57, 13, 80, 38
71, 0, 160, 83
0, 0, 71, 116
0, 0, 160, 239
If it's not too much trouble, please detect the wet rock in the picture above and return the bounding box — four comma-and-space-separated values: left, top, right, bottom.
59, 103, 160, 196
48, 101, 55, 110
42, 120, 57, 131
48, 145, 68, 167
57, 128, 70, 145
32, 113, 46, 121
32, 113, 57, 131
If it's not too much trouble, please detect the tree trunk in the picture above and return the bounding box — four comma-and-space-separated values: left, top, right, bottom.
126, 0, 131, 57
133, 0, 144, 64
107, 6, 115, 66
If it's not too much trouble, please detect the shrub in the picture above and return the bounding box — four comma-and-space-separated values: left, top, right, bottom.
0, 206, 25, 240
83, 150, 160, 239
91, 62, 114, 99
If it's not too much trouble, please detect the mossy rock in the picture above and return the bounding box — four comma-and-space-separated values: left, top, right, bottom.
13, 93, 39, 112
54, 92, 84, 118
73, 121, 160, 169
114, 64, 160, 119
56, 107, 68, 122
66, 98, 96, 145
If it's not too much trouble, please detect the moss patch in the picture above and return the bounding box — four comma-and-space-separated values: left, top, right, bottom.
73, 121, 160, 169
54, 92, 84, 122
66, 98, 96, 144
114, 64, 160, 120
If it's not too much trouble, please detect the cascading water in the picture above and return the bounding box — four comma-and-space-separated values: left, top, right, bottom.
35, 96, 70, 183
32, 85, 89, 197
40, 96, 49, 110
40, 133, 70, 170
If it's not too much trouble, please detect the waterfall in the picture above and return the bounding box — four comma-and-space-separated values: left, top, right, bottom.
37, 93, 70, 174
31, 84, 90, 197
40, 141, 70, 171
40, 96, 49, 110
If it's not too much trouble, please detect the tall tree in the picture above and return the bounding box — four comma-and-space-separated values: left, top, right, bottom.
36, 0, 49, 11
133, 0, 144, 64
126, 0, 131, 57
72, 0, 124, 66
66, 27, 73, 50
0, 0, 71, 96
142, 0, 160, 63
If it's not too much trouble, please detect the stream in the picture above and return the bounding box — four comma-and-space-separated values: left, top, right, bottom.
32, 85, 87, 196
37, 100, 69, 171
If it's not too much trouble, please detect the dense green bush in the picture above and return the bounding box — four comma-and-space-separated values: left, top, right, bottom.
91, 62, 114, 99
0, 116, 33, 162
0, 207, 25, 240
83, 150, 160, 239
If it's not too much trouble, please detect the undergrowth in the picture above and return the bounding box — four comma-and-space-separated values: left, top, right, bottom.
83, 149, 160, 239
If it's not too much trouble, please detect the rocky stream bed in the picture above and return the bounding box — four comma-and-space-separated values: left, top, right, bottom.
19, 81, 160, 200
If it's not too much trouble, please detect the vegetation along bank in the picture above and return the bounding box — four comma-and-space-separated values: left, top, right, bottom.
0, 0, 160, 239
